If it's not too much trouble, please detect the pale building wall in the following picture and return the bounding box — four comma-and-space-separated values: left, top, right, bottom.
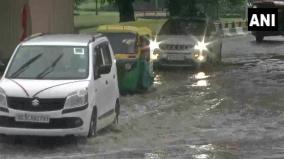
0, 0, 74, 63
29, 0, 74, 34
0, 0, 31, 62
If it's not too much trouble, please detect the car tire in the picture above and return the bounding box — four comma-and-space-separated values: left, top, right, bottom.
256, 35, 264, 43
88, 108, 97, 138
113, 100, 120, 125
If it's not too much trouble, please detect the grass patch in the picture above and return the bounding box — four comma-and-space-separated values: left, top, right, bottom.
74, 12, 119, 31
77, 0, 110, 11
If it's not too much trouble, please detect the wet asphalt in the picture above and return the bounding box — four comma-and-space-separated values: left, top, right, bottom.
1, 35, 284, 159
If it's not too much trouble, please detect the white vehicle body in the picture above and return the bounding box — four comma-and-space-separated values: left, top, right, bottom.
155, 18, 222, 67
0, 34, 120, 137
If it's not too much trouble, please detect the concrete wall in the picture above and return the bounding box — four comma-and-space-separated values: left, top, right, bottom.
0, 0, 31, 62
0, 0, 74, 63
29, 0, 74, 34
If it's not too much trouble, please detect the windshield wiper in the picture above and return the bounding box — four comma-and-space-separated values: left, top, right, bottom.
36, 53, 64, 79
9, 54, 42, 78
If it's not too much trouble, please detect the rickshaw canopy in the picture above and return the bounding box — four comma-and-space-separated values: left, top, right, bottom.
97, 25, 153, 37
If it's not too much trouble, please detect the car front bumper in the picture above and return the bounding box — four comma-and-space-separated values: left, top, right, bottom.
157, 59, 199, 67
0, 106, 91, 137
156, 52, 206, 68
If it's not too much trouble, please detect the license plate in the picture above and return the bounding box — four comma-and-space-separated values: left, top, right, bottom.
15, 113, 50, 123
168, 54, 184, 61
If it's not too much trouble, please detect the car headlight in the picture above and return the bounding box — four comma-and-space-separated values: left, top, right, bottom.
194, 41, 209, 52
151, 49, 160, 60
153, 49, 160, 55
64, 88, 88, 109
274, 1, 284, 5
193, 50, 207, 62
0, 88, 7, 108
197, 55, 206, 61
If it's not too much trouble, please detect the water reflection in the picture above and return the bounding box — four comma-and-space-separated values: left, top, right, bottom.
191, 72, 210, 87
195, 72, 209, 80
194, 154, 209, 159
192, 80, 209, 87
188, 144, 214, 159
154, 74, 162, 86
188, 144, 215, 151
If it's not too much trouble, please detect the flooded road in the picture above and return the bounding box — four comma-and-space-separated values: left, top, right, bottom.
1, 35, 284, 159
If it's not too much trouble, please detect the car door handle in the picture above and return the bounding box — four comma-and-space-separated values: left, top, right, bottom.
106, 80, 109, 85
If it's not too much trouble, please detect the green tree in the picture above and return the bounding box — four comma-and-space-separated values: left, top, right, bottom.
115, 0, 135, 22
168, 0, 245, 19
106, 0, 161, 22
99, 0, 136, 22
74, 0, 86, 10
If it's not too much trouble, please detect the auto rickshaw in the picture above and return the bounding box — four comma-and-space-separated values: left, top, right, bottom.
97, 25, 154, 93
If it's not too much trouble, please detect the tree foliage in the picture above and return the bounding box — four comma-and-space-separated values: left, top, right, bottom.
98, 0, 135, 22
115, 0, 135, 22
168, 0, 245, 18
74, 0, 87, 10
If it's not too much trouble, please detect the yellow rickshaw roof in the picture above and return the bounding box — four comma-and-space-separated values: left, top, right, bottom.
97, 25, 152, 37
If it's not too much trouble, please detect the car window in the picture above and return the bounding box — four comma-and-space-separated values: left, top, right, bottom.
100, 43, 112, 66
94, 45, 104, 78
159, 19, 213, 36
6, 46, 89, 79
103, 33, 137, 54
95, 46, 103, 67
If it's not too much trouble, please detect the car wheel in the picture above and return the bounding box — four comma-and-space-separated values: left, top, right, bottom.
113, 100, 120, 125
88, 108, 97, 138
256, 35, 264, 43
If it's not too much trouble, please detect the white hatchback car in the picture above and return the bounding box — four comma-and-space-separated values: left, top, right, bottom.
0, 34, 120, 137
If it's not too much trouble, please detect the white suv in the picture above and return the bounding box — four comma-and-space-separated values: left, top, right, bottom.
155, 18, 222, 67
0, 34, 120, 137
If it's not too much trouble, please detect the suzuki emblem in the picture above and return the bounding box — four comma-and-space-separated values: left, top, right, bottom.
32, 99, 40, 107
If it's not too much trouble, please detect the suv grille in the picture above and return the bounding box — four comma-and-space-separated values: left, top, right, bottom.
7, 97, 66, 112
160, 44, 193, 50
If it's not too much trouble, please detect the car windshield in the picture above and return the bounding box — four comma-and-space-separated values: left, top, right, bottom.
103, 33, 137, 54
6, 46, 89, 79
159, 19, 213, 36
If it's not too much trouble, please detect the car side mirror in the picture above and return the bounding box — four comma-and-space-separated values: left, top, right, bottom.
98, 65, 111, 75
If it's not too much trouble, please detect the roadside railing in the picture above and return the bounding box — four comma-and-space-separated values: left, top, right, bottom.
135, 11, 169, 18
215, 20, 249, 37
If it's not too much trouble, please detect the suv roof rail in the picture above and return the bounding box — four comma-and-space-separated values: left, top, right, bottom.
24, 33, 45, 41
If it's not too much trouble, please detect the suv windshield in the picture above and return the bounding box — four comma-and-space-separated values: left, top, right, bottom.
159, 19, 213, 36
103, 33, 137, 54
6, 46, 89, 79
